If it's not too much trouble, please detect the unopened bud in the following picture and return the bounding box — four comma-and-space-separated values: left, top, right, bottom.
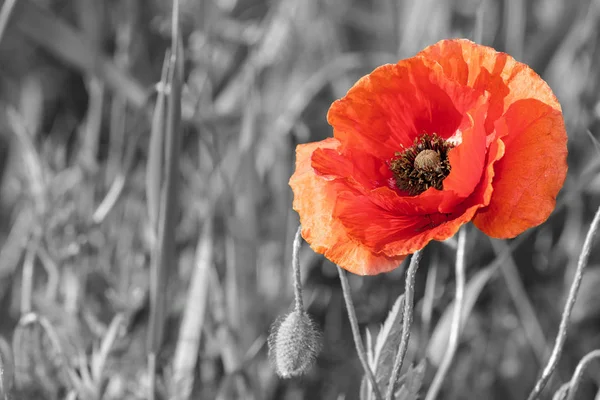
268, 310, 321, 378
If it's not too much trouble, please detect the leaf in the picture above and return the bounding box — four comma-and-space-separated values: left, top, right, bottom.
359, 296, 404, 399
392, 360, 426, 400
372, 294, 405, 390
427, 264, 498, 366
400, 360, 426, 398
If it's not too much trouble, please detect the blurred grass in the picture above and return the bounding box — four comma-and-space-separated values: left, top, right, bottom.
0, 0, 599, 399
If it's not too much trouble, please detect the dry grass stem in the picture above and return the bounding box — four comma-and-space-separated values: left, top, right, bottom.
562, 349, 600, 400
146, 2, 182, 398
527, 204, 600, 400
0, 336, 13, 399
425, 227, 468, 400
6, 107, 46, 213
90, 313, 125, 385
0, 0, 17, 45
19, 239, 36, 315
170, 220, 213, 399
92, 173, 127, 224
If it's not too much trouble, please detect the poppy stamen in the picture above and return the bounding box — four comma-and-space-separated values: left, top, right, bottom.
389, 133, 454, 196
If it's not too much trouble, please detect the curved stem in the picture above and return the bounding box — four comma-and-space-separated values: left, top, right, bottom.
386, 250, 423, 399
565, 349, 600, 400
337, 265, 383, 400
425, 227, 468, 400
292, 226, 304, 312
527, 204, 600, 400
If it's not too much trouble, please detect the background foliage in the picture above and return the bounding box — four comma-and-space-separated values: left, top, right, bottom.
0, 0, 599, 399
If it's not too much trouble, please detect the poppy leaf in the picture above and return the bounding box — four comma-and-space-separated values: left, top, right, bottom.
393, 360, 426, 399
372, 294, 405, 390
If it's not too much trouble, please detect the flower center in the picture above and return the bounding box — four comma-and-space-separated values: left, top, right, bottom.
388, 133, 454, 196
414, 149, 440, 171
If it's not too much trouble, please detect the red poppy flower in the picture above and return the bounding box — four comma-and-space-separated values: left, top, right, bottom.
289, 39, 568, 275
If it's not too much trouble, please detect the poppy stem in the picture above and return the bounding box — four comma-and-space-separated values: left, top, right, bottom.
425, 226, 468, 400
526, 204, 600, 400
385, 250, 423, 400
564, 349, 600, 400
292, 226, 304, 312
337, 265, 383, 400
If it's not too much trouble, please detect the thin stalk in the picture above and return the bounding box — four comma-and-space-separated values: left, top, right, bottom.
91, 313, 125, 384
337, 265, 383, 400
565, 349, 600, 400
0, 0, 18, 45
425, 227, 468, 400
292, 226, 304, 311
147, 1, 182, 399
20, 239, 36, 315
386, 250, 423, 399
0, 335, 13, 399
171, 220, 213, 399
527, 204, 600, 400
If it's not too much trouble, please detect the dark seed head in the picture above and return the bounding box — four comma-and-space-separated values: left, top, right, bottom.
389, 133, 454, 196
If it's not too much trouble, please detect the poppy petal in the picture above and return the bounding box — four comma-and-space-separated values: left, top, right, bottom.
327, 58, 481, 161
311, 146, 393, 191
438, 95, 489, 213
418, 39, 562, 132
289, 139, 406, 275
334, 190, 478, 256
472, 99, 568, 238
311, 147, 448, 216
466, 132, 506, 209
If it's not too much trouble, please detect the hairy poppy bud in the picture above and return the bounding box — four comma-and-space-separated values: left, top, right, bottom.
268, 310, 321, 378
